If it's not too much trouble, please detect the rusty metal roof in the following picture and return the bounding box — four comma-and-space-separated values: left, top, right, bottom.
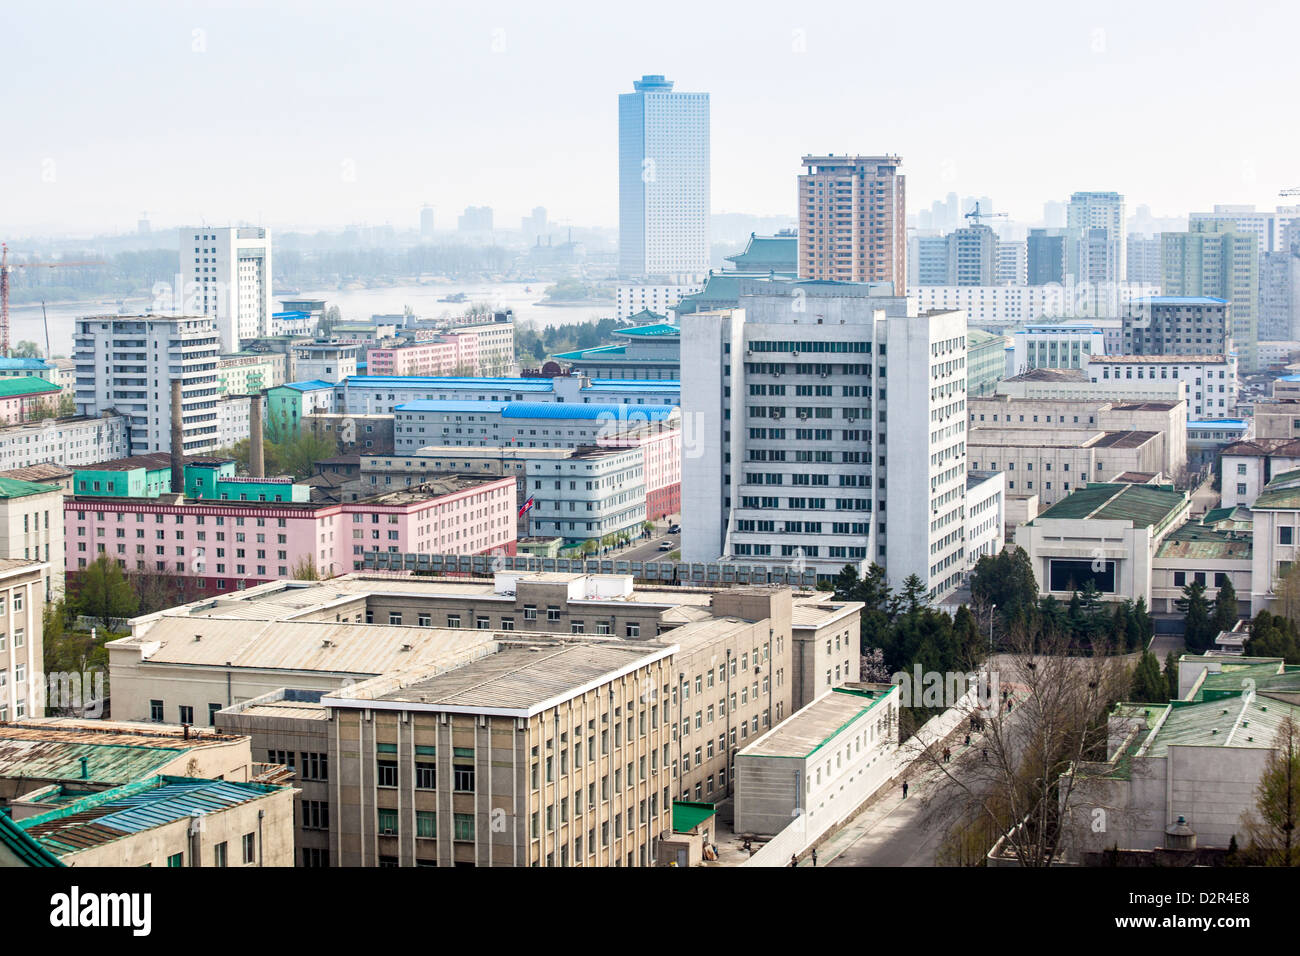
0, 722, 238, 786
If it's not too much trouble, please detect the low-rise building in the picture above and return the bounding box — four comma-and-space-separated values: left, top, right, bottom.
1220, 438, 1300, 508
526, 445, 646, 544
969, 428, 1166, 507
1015, 482, 1191, 604
553, 318, 681, 380
1246, 468, 1300, 613
303, 412, 395, 455
994, 367, 1187, 405
16, 774, 296, 867
0, 560, 49, 722
965, 470, 1005, 571
0, 478, 63, 598
0, 377, 61, 424
0, 464, 73, 491
393, 401, 679, 454
0, 414, 128, 474
735, 685, 899, 841
1059, 655, 1300, 861
217, 351, 287, 396
1088, 354, 1236, 420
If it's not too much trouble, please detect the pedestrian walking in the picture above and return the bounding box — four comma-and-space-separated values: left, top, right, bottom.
902, 780, 909, 798
790, 854, 798, 868
982, 748, 988, 762
1007, 700, 1013, 713
943, 747, 951, 763
964, 733, 971, 747
811, 848, 818, 867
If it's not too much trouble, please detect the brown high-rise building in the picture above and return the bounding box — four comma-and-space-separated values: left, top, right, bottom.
798, 155, 906, 290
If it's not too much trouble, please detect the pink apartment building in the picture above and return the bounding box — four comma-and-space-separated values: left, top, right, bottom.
366, 335, 479, 376
65, 475, 515, 596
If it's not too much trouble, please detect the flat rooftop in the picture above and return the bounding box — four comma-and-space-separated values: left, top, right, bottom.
740, 686, 894, 758
347, 640, 673, 713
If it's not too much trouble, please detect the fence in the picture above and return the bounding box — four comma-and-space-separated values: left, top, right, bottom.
360, 551, 821, 589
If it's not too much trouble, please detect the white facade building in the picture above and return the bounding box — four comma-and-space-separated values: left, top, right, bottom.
996, 239, 1027, 286
179, 226, 273, 352
965, 470, 1005, 570
680, 281, 968, 599
216, 395, 253, 450
0, 414, 128, 472
1006, 324, 1107, 377
1067, 191, 1126, 283
615, 284, 701, 320
618, 75, 710, 281
73, 315, 221, 456
909, 282, 1159, 328
525, 445, 646, 543
735, 685, 900, 841
392, 401, 679, 454
292, 344, 358, 384
1087, 354, 1236, 420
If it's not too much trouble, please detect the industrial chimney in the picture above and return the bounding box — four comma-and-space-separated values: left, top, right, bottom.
250, 393, 265, 478
170, 378, 185, 494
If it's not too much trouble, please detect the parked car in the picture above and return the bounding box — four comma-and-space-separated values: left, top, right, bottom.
667, 524, 681, 535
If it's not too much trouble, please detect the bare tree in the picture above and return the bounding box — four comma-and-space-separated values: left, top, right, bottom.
1241, 716, 1300, 866
909, 624, 1131, 866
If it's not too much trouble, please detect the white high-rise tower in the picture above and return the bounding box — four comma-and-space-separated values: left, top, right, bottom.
179, 226, 273, 352
618, 75, 710, 282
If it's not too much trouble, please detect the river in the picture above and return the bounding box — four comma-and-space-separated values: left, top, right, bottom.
10, 281, 616, 357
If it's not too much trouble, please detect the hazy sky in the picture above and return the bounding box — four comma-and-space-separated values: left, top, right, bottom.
5, 0, 1298, 236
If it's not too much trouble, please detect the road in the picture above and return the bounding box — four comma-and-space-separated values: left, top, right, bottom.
826, 677, 1033, 868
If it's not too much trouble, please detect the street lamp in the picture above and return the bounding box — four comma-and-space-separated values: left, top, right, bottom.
988, 603, 997, 655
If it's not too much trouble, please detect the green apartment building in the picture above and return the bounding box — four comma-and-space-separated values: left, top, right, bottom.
1163, 221, 1258, 372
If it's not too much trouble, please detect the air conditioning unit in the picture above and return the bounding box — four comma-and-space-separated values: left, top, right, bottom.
791, 350, 799, 357
382, 828, 395, 836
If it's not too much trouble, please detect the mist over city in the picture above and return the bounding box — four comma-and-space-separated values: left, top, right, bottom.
0, 0, 1291, 929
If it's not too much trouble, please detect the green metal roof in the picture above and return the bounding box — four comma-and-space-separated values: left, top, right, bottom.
0, 737, 195, 787
0, 812, 64, 867
1155, 523, 1252, 560
615, 322, 679, 339
0, 476, 60, 499
1253, 470, 1300, 509
0, 376, 60, 398
671, 801, 717, 834
724, 234, 798, 269
1031, 483, 1188, 528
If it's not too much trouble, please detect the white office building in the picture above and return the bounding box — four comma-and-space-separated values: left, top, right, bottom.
618, 75, 710, 281
1006, 324, 1107, 377
0, 414, 128, 472
909, 282, 1159, 328
525, 445, 646, 543
178, 226, 273, 352
1087, 354, 1236, 420
615, 284, 701, 320
680, 281, 969, 599
997, 240, 1027, 286
73, 315, 221, 456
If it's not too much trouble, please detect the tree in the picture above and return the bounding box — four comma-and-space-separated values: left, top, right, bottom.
1241, 717, 1300, 866
292, 556, 321, 580
910, 627, 1131, 867
1177, 580, 1214, 652
12, 340, 43, 358
1213, 577, 1239, 635
1163, 651, 1180, 701
1129, 651, 1168, 703
74, 555, 139, 629
1244, 611, 1300, 664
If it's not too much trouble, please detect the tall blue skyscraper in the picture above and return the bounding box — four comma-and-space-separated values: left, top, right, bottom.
618, 75, 710, 281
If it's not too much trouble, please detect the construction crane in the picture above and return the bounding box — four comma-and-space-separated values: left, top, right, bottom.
0, 243, 105, 358
964, 201, 1008, 227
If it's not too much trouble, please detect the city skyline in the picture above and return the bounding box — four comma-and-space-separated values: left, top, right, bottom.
3, 1, 1299, 235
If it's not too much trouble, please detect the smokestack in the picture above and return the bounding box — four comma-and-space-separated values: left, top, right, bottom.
250, 393, 265, 478
170, 378, 185, 494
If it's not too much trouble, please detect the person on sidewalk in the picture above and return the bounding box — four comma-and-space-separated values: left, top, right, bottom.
902, 781, 909, 798
942, 747, 951, 763
982, 748, 988, 762
811, 848, 818, 867
790, 854, 798, 868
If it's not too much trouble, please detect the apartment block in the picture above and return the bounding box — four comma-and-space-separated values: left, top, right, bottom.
526, 445, 646, 543
1162, 222, 1259, 371
798, 155, 906, 290
179, 226, 273, 353
1122, 296, 1231, 356
0, 560, 48, 722
0, 480, 63, 599
73, 315, 221, 456
0, 413, 127, 474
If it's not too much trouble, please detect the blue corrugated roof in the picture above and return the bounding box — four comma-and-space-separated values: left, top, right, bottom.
280, 379, 335, 392
1188, 419, 1247, 427
1133, 296, 1229, 305
582, 379, 680, 392
0, 357, 54, 371
500, 402, 676, 421
91, 778, 273, 834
